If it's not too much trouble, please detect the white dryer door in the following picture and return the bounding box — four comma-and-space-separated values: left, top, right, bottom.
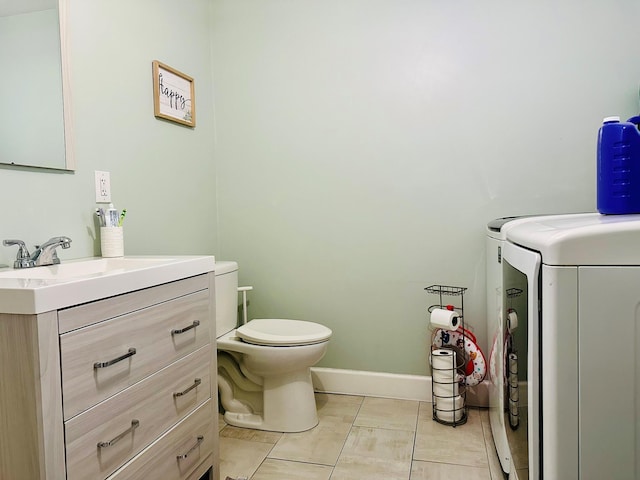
503, 241, 541, 480
486, 234, 510, 474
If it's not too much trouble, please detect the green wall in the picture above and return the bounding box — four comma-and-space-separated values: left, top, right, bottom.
211, 0, 640, 375
0, 0, 218, 267
2, 1, 640, 378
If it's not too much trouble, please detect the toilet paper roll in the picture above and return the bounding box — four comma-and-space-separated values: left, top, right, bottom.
508, 353, 518, 387
508, 381, 519, 403
431, 349, 459, 397
436, 394, 464, 411
435, 394, 464, 423
507, 310, 518, 332
509, 402, 520, 428
431, 349, 456, 375
433, 381, 459, 398
508, 352, 520, 428
430, 308, 461, 331
509, 395, 520, 412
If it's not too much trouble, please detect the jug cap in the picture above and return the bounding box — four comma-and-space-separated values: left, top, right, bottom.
603, 116, 620, 123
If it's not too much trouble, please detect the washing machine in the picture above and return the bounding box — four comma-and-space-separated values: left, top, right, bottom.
489, 213, 640, 479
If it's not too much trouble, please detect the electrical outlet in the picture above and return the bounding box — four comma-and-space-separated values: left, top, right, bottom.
95, 170, 111, 203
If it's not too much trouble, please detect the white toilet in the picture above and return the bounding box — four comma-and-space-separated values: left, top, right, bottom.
215, 261, 332, 432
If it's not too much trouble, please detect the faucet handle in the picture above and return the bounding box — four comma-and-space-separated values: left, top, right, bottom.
2, 239, 35, 269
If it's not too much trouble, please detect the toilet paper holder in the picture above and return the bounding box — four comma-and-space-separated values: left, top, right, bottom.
425, 284, 469, 427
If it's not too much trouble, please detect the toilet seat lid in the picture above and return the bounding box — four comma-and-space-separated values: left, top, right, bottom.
236, 319, 332, 346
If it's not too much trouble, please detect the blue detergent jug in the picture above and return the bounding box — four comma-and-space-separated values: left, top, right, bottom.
597, 115, 640, 214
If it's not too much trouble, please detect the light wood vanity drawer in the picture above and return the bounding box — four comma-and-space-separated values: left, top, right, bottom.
108, 399, 215, 480
58, 275, 210, 334
65, 345, 211, 480
60, 289, 210, 419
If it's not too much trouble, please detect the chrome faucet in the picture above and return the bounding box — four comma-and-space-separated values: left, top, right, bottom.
31, 236, 72, 266
3, 236, 72, 268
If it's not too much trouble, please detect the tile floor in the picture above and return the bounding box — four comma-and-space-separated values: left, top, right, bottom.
219, 393, 507, 480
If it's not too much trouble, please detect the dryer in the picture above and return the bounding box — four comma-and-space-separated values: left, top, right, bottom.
486, 215, 551, 476
492, 213, 640, 479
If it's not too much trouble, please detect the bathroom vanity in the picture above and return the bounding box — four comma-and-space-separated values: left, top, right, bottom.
0, 256, 218, 480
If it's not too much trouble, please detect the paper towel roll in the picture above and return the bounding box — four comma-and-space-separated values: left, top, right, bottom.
435, 394, 464, 422
507, 310, 518, 332
431, 349, 459, 397
430, 308, 460, 331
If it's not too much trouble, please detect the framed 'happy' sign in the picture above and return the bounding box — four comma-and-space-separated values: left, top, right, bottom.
152, 60, 195, 127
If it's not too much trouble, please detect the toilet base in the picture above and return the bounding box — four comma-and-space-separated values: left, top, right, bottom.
222, 368, 319, 433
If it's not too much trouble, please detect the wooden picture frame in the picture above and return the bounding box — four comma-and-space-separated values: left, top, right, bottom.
152, 60, 195, 127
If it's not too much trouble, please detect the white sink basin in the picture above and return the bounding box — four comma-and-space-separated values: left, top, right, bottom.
0, 257, 184, 280
0, 257, 180, 280
0, 255, 215, 314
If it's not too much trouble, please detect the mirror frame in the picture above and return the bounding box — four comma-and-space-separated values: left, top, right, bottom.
59, 0, 75, 170
0, 0, 74, 171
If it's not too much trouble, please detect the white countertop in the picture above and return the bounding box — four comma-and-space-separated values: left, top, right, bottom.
0, 255, 215, 314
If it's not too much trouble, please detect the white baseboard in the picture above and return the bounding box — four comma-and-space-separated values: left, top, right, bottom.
311, 367, 489, 407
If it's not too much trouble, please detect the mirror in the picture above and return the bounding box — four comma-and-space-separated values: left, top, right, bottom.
0, 0, 74, 170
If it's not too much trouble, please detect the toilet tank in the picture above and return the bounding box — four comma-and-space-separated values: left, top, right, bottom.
215, 261, 239, 338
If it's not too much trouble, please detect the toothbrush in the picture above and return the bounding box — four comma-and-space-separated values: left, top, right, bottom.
118, 209, 127, 227
95, 208, 106, 227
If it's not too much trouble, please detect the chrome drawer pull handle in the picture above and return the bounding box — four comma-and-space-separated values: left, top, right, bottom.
173, 378, 202, 397
171, 320, 200, 335
176, 435, 204, 460
93, 348, 137, 369
97, 419, 140, 448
